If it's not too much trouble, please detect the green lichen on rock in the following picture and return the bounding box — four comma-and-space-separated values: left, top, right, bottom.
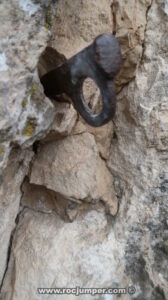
30, 81, 44, 107
0, 145, 4, 162
30, 84, 37, 97
45, 8, 52, 30
0, 146, 4, 154
23, 117, 37, 137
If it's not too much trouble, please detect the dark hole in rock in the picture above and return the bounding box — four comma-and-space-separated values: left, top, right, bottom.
113, 131, 118, 139
38, 46, 71, 105
38, 46, 66, 78
33, 141, 40, 154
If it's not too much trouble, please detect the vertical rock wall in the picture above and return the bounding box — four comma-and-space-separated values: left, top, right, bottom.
0, 0, 167, 299
0, 0, 58, 289
108, 0, 168, 298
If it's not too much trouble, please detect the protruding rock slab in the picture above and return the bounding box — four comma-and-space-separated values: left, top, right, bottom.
30, 132, 118, 216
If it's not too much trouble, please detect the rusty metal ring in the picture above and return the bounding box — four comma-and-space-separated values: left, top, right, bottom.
40, 34, 122, 127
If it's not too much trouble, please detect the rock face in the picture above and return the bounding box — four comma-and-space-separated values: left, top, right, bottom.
0, 0, 58, 287
30, 132, 118, 215
0, 0, 57, 173
51, 0, 113, 58
113, 0, 152, 89
0, 209, 126, 300
0, 148, 33, 288
108, 0, 168, 297
0, 0, 168, 299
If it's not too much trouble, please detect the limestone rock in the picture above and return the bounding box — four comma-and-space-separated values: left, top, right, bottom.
0, 0, 57, 174
30, 132, 118, 216
0, 0, 57, 288
51, 0, 113, 58
112, 0, 152, 89
0, 147, 33, 285
72, 120, 114, 160
107, 0, 168, 297
85, 122, 114, 160
42, 102, 77, 142
21, 177, 80, 222
0, 209, 127, 300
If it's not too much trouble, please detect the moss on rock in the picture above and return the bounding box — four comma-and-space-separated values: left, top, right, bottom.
30, 84, 37, 97
23, 117, 37, 137
45, 8, 52, 30
0, 146, 4, 154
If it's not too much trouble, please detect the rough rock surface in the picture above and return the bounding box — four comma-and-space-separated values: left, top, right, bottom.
0, 148, 33, 286
43, 102, 77, 141
72, 119, 114, 160
51, 0, 113, 58
0, 209, 126, 300
0, 0, 168, 299
30, 132, 118, 215
108, 0, 168, 297
0, 0, 57, 173
0, 0, 58, 287
113, 0, 152, 89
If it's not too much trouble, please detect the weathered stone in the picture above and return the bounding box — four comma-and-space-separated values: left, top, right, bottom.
21, 177, 80, 222
22, 177, 107, 222
51, 0, 113, 58
0, 147, 33, 285
30, 132, 118, 216
0, 209, 127, 300
85, 122, 114, 160
72, 120, 114, 160
0, 0, 57, 174
42, 102, 77, 142
0, 0, 57, 288
107, 0, 168, 297
112, 0, 152, 90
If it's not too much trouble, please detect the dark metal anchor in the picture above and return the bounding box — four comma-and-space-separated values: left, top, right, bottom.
40, 34, 122, 127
